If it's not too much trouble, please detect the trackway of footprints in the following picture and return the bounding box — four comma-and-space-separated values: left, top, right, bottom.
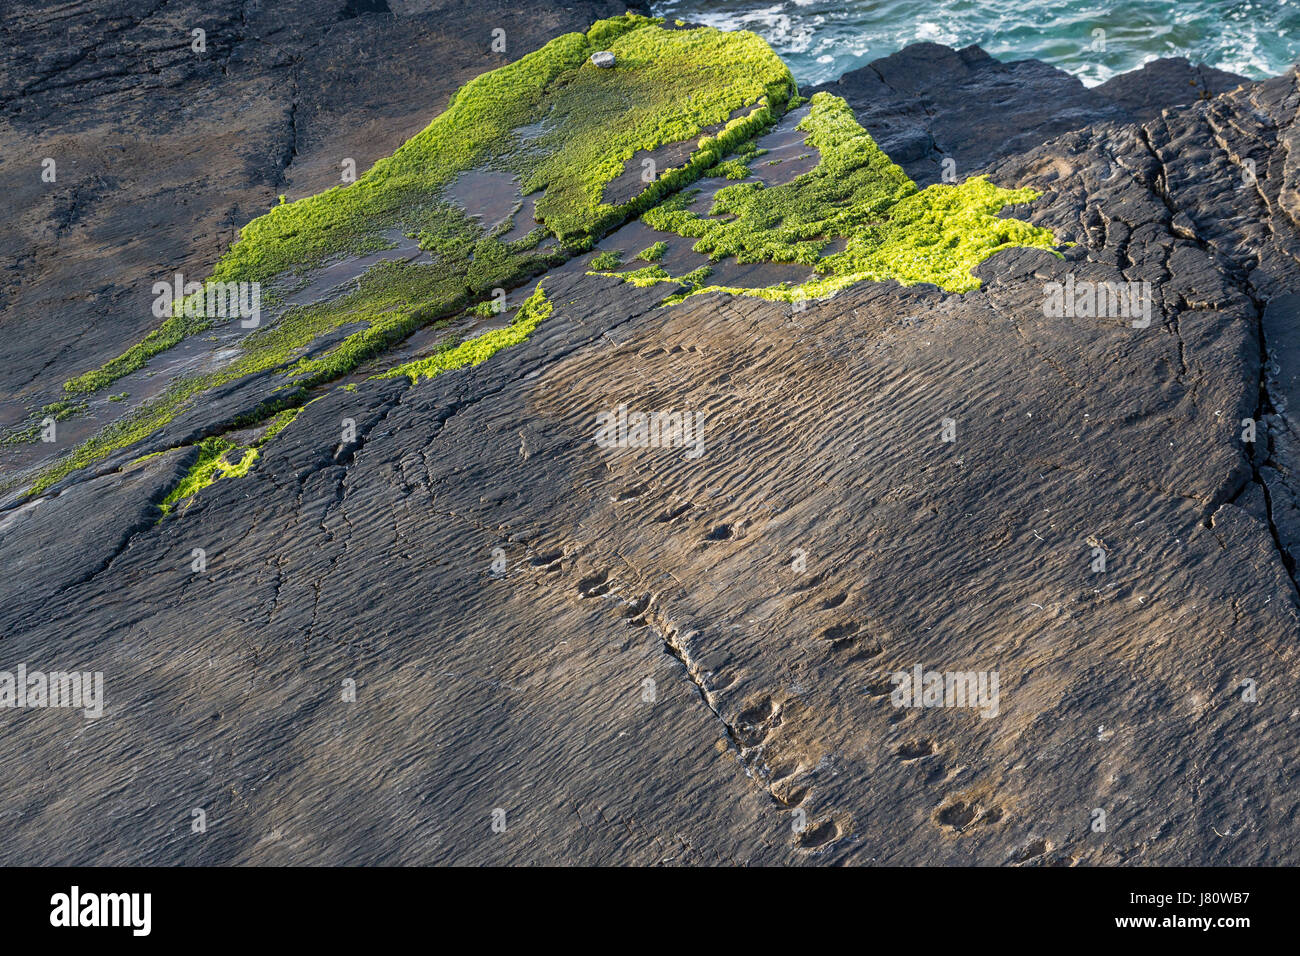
521, 536, 1070, 863
535, 542, 850, 853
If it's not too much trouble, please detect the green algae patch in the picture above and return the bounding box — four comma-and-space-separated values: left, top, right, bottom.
30, 20, 1054, 505
65, 305, 212, 395
1, 400, 87, 446
705, 157, 751, 180
37, 14, 794, 498
636, 241, 668, 262
28, 384, 194, 496
589, 249, 623, 271
157, 438, 247, 517
156, 405, 303, 517
520, 17, 793, 241
381, 284, 552, 385
66, 13, 792, 397
588, 262, 714, 299
258, 405, 303, 444
634, 91, 1059, 300
589, 264, 670, 287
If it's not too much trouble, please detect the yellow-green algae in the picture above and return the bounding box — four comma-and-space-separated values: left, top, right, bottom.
157, 438, 255, 517
1, 400, 86, 447
30, 15, 794, 495
64, 14, 791, 396
590, 263, 713, 295
705, 157, 751, 180
636, 241, 668, 262
626, 91, 1059, 301
157, 406, 302, 517
26, 19, 1060, 503
381, 284, 552, 385
589, 249, 624, 271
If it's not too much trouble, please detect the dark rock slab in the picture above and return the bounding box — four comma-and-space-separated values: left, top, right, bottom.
1094, 57, 1249, 123
810, 42, 1249, 185
2, 33, 1299, 866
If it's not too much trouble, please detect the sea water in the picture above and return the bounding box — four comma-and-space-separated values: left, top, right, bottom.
651, 0, 1300, 86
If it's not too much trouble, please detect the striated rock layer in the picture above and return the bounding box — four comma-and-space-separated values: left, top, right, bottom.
2, 12, 1299, 864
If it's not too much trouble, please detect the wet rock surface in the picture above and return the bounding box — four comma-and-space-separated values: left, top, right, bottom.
3, 26, 1300, 864
0, 0, 638, 412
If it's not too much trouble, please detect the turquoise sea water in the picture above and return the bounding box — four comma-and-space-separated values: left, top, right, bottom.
651, 0, 1300, 86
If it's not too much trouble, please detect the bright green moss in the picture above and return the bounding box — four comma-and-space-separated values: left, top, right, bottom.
637, 241, 668, 262
682, 265, 714, 285
590, 264, 668, 287
586, 14, 648, 49
659, 272, 715, 304
32, 231, 543, 494
270, 255, 503, 387
220, 446, 259, 479
130, 450, 164, 466
28, 385, 192, 495
208, 34, 591, 288
157, 437, 258, 517
63, 308, 210, 395
259, 406, 303, 443
589, 261, 713, 293
381, 284, 552, 385
635, 91, 1059, 300
31, 24, 1055, 505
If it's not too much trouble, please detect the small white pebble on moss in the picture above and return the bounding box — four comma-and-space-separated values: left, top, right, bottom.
590, 51, 616, 68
